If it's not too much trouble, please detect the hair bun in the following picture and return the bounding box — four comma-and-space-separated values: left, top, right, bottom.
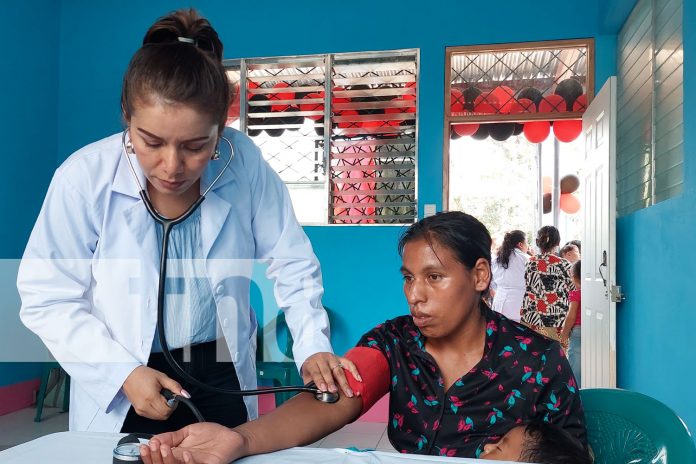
142, 9, 223, 61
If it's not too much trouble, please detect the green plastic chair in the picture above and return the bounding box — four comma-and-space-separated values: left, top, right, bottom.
34, 362, 70, 422
580, 388, 696, 464
256, 311, 302, 407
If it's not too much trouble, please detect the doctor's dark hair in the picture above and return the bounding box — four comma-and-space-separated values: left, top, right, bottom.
121, 8, 230, 131
496, 230, 526, 269
398, 211, 492, 273
535, 225, 561, 253
519, 420, 592, 464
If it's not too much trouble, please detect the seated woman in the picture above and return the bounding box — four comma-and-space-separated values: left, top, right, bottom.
141, 212, 586, 464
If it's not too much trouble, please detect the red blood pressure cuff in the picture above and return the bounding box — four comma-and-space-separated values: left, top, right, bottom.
342, 347, 390, 416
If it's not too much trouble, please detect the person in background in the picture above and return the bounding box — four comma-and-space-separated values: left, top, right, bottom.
521, 226, 574, 347
568, 239, 581, 254
561, 260, 582, 386
139, 212, 586, 464
560, 243, 581, 264
490, 230, 529, 322
17, 8, 354, 434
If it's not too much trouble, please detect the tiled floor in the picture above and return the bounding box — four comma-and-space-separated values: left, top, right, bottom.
0, 407, 394, 453
0, 407, 69, 451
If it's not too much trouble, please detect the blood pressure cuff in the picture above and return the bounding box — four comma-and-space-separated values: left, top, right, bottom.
342, 347, 390, 416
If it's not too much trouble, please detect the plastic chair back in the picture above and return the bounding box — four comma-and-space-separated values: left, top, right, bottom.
580, 388, 696, 464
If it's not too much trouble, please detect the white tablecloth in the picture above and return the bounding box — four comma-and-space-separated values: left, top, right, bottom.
0, 432, 517, 464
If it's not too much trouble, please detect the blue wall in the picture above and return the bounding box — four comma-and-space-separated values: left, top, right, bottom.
615, 0, 696, 440
56, 0, 608, 348
0, 0, 60, 388
9, 0, 694, 440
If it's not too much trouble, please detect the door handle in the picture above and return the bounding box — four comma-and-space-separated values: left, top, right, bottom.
598, 250, 607, 287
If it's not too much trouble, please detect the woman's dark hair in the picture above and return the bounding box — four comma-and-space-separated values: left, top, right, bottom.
560, 243, 579, 257
121, 8, 230, 131
398, 212, 494, 312
496, 230, 526, 269
572, 260, 581, 279
398, 211, 491, 270
535, 225, 561, 253
521, 420, 593, 464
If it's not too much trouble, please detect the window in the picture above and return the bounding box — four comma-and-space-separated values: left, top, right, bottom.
617, 0, 683, 216
224, 50, 418, 225
443, 40, 593, 239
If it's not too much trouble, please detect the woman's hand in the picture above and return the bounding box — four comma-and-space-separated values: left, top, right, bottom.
140, 423, 245, 464
301, 352, 362, 398
122, 366, 189, 420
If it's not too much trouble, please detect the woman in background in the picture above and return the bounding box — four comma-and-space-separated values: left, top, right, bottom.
520, 226, 573, 346
490, 230, 529, 322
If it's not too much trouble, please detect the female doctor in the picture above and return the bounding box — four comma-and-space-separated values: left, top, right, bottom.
17, 9, 355, 434
490, 230, 529, 322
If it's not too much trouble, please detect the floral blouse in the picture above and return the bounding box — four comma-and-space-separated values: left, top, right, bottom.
521, 253, 573, 327
356, 307, 586, 458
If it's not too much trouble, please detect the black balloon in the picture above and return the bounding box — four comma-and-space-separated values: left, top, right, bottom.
248, 94, 271, 115
513, 123, 524, 135
471, 124, 490, 140
560, 174, 580, 194
463, 86, 482, 111
450, 128, 462, 140
489, 123, 515, 141
543, 192, 552, 214
554, 78, 584, 111
517, 87, 544, 110
281, 107, 304, 130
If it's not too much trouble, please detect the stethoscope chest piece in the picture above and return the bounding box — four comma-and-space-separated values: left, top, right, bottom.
113, 433, 152, 464
315, 390, 340, 403
113, 442, 143, 463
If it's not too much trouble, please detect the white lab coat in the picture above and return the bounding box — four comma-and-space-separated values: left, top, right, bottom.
491, 248, 529, 322
17, 129, 333, 432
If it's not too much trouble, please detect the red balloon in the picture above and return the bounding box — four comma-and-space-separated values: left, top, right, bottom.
269, 82, 296, 112
299, 92, 325, 121
508, 98, 536, 114
331, 92, 350, 118
542, 175, 552, 194
523, 121, 551, 143
451, 88, 465, 113
474, 93, 500, 113
538, 94, 567, 113
573, 94, 588, 112
553, 119, 583, 143
227, 83, 241, 120
452, 123, 480, 137
337, 109, 359, 129
385, 96, 416, 127
560, 193, 581, 214
360, 119, 385, 129
490, 85, 516, 113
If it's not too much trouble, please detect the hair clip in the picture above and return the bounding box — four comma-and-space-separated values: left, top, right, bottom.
177, 37, 195, 44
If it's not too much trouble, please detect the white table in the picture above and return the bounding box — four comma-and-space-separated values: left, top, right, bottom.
0, 432, 517, 463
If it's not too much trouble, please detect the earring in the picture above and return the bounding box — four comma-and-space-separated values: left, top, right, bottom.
125, 140, 135, 155
211, 146, 220, 160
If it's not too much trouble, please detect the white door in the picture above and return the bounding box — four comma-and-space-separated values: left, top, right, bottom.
581, 77, 621, 388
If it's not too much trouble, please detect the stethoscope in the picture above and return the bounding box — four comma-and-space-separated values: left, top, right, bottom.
119, 129, 338, 423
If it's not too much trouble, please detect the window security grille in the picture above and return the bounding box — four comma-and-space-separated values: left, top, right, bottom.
225, 50, 418, 225
447, 41, 592, 123
617, 0, 683, 216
